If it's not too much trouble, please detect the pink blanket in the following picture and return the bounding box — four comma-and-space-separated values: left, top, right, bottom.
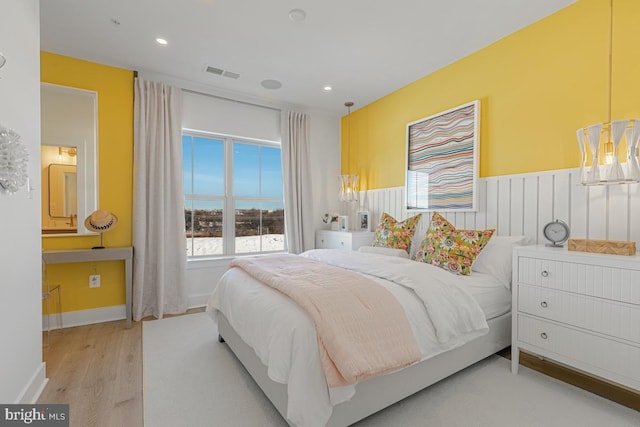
230, 254, 421, 387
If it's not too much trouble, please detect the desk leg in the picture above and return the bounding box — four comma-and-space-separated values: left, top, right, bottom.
125, 257, 132, 329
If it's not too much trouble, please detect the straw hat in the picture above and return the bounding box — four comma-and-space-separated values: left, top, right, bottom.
84, 209, 118, 233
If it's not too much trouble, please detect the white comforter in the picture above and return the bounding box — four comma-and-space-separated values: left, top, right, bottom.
207, 249, 490, 427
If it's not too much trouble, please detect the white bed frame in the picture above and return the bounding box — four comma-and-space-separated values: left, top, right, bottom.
217, 311, 511, 427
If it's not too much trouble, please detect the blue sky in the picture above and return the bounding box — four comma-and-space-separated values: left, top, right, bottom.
183, 135, 283, 210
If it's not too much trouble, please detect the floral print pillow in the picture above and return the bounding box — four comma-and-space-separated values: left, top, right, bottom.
415, 212, 494, 276
372, 213, 422, 253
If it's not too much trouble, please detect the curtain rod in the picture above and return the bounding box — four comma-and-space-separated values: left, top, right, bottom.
182, 88, 282, 113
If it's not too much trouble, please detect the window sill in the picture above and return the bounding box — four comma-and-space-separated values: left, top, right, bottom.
186, 251, 288, 269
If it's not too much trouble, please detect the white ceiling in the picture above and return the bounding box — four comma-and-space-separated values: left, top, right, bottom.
40, 0, 575, 115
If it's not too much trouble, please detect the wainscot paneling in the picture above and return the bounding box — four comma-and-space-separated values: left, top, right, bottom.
363, 168, 640, 248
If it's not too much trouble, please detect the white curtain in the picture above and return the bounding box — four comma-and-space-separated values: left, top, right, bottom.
132, 78, 187, 320
281, 111, 314, 254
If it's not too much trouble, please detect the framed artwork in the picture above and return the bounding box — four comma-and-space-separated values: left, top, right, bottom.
357, 211, 370, 231
338, 215, 348, 232
405, 100, 479, 212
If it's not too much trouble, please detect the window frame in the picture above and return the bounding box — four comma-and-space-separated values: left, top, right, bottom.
182, 128, 285, 258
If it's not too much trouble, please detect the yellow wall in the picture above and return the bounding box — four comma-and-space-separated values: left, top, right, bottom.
41, 52, 134, 313
343, 0, 640, 190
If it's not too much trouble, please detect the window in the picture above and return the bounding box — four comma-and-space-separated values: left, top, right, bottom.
183, 131, 285, 257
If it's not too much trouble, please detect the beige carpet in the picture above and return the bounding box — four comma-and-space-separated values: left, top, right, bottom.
143, 313, 640, 427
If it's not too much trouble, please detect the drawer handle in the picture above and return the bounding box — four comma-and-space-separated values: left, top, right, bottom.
340, 241, 344, 245
541, 270, 549, 277
540, 301, 548, 308
540, 332, 548, 340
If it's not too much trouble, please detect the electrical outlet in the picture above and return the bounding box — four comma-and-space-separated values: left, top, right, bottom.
89, 274, 101, 288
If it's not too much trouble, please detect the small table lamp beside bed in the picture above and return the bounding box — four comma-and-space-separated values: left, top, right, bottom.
207, 212, 529, 427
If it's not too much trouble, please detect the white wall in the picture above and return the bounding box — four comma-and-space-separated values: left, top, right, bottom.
0, 0, 46, 403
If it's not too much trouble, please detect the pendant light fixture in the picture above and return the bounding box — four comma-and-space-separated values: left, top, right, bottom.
576, 0, 640, 185
339, 102, 359, 202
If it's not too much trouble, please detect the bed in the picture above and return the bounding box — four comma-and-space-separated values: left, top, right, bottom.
207, 244, 516, 427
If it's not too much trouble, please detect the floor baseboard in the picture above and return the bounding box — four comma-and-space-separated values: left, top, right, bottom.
42, 305, 126, 330
498, 347, 640, 411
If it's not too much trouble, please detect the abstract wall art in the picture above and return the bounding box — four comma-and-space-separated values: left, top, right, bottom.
405, 100, 479, 212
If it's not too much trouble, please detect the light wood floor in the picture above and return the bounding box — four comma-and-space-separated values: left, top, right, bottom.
37, 308, 204, 427
38, 309, 638, 427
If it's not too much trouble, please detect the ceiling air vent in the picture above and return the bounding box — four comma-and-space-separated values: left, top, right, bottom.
204, 65, 240, 80
222, 71, 240, 80
205, 65, 224, 75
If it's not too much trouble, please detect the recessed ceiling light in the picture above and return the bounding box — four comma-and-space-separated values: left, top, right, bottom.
156, 38, 168, 46
261, 79, 282, 90
288, 8, 306, 22
323, 86, 332, 92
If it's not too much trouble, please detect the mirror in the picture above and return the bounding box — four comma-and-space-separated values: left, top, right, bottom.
41, 83, 98, 235
48, 162, 77, 217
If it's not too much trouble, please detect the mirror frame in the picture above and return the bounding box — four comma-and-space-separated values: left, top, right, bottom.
41, 83, 99, 236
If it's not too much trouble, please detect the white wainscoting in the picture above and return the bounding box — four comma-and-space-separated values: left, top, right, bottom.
362, 167, 640, 248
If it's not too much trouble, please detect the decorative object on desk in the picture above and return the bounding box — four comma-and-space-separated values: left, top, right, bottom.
576, 0, 640, 185
84, 209, 118, 249
322, 212, 339, 230
339, 101, 359, 203
542, 219, 570, 247
0, 125, 29, 195
356, 210, 370, 231
568, 238, 635, 256
406, 100, 479, 211
338, 215, 348, 232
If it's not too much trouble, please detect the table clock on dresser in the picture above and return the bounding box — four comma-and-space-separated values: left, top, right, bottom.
511, 245, 640, 392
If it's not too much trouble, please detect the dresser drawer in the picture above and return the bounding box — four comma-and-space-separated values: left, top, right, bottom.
517, 315, 640, 390
517, 257, 640, 305
315, 231, 374, 250
518, 284, 640, 343
316, 234, 346, 249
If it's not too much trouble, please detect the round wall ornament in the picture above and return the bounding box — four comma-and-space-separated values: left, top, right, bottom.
0, 125, 29, 194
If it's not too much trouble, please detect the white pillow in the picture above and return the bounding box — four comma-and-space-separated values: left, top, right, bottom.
358, 246, 409, 258
471, 235, 531, 288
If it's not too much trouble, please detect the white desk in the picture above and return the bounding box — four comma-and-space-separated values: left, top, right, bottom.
42, 246, 133, 328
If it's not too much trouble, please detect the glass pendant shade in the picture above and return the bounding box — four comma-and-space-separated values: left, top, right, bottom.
339, 101, 359, 202
339, 174, 359, 202
577, 119, 640, 185
576, 1, 639, 185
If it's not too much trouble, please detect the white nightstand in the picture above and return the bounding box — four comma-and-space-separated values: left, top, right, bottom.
511, 245, 640, 392
315, 230, 374, 251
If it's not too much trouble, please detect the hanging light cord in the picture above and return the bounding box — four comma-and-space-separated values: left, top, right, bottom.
345, 101, 354, 173
607, 0, 613, 126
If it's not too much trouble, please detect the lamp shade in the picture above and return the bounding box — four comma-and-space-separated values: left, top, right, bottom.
576, 1, 640, 185
339, 174, 359, 202
577, 120, 640, 185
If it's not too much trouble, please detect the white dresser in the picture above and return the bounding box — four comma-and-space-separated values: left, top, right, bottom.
315, 230, 374, 251
511, 245, 640, 392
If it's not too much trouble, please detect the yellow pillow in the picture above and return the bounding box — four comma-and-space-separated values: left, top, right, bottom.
372, 213, 422, 253
415, 212, 494, 276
